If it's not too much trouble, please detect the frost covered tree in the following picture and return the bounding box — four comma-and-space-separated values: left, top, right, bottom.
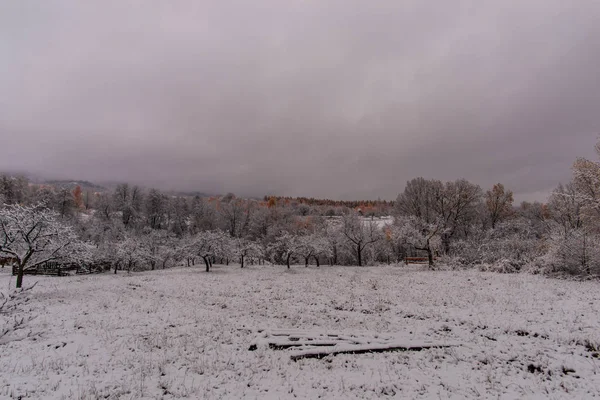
376, 227, 403, 264
94, 192, 114, 221
145, 189, 168, 230
0, 204, 84, 288
248, 206, 273, 239
140, 228, 177, 270
187, 230, 228, 272
341, 212, 381, 266
395, 178, 442, 224
233, 238, 264, 268
437, 179, 482, 253
325, 223, 344, 266
573, 145, 600, 227
485, 183, 514, 228
393, 216, 441, 267
545, 182, 599, 275
218, 196, 253, 238
518, 201, 549, 237
56, 187, 76, 219
189, 196, 217, 233
72, 185, 84, 210
396, 178, 481, 254
0, 175, 28, 206
548, 183, 583, 236
113, 184, 143, 228
115, 234, 152, 273
269, 232, 304, 268
170, 196, 189, 237
295, 233, 331, 267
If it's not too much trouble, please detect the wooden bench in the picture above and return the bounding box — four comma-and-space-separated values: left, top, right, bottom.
404, 257, 436, 265
0, 257, 17, 267
12, 263, 81, 276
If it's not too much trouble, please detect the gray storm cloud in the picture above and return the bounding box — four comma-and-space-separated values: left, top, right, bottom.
1, 0, 599, 201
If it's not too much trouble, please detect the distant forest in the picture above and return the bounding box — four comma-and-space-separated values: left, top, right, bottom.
2, 140, 600, 289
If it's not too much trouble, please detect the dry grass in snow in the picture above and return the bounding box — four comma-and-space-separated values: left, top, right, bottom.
1, 265, 600, 399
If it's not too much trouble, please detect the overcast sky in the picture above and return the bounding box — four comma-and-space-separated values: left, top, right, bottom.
1, 1, 599, 201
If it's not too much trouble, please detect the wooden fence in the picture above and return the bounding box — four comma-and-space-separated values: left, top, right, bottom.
12, 261, 98, 277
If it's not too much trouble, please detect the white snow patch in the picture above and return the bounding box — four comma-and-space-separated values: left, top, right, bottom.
1, 265, 599, 399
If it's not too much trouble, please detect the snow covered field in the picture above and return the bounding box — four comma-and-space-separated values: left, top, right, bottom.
1, 265, 600, 399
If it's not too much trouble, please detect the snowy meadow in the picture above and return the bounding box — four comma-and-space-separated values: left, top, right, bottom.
1, 264, 599, 399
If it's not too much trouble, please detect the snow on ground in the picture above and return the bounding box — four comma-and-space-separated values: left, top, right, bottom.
1, 265, 599, 399
361, 216, 393, 229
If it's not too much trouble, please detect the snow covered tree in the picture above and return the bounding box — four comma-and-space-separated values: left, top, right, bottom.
376, 226, 400, 264
56, 187, 76, 219
518, 201, 550, 237
269, 232, 303, 268
94, 192, 114, 221
189, 196, 217, 233
187, 230, 228, 272
395, 177, 442, 224
296, 233, 331, 267
29, 186, 55, 209
341, 212, 382, 266
115, 234, 152, 273
323, 221, 346, 266
0, 175, 16, 206
0, 175, 28, 206
113, 184, 143, 228
545, 224, 600, 276
248, 206, 273, 239
437, 179, 482, 253
72, 185, 84, 210
233, 238, 264, 268
548, 182, 583, 236
145, 189, 168, 230
0, 204, 84, 288
218, 197, 253, 238
544, 182, 599, 275
485, 183, 514, 228
396, 178, 481, 254
393, 216, 441, 267
170, 196, 189, 237
140, 228, 177, 270
572, 145, 600, 229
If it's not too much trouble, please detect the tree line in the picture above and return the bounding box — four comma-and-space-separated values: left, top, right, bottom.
2, 141, 600, 288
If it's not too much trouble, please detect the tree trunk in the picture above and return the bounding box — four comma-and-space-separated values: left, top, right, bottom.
333, 245, 338, 265
204, 257, 210, 272
442, 233, 450, 255
16, 263, 24, 289
314, 255, 320, 267
240, 255, 245, 268
305, 257, 309, 267
583, 233, 590, 275
357, 244, 362, 267
427, 247, 434, 268
286, 254, 291, 269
